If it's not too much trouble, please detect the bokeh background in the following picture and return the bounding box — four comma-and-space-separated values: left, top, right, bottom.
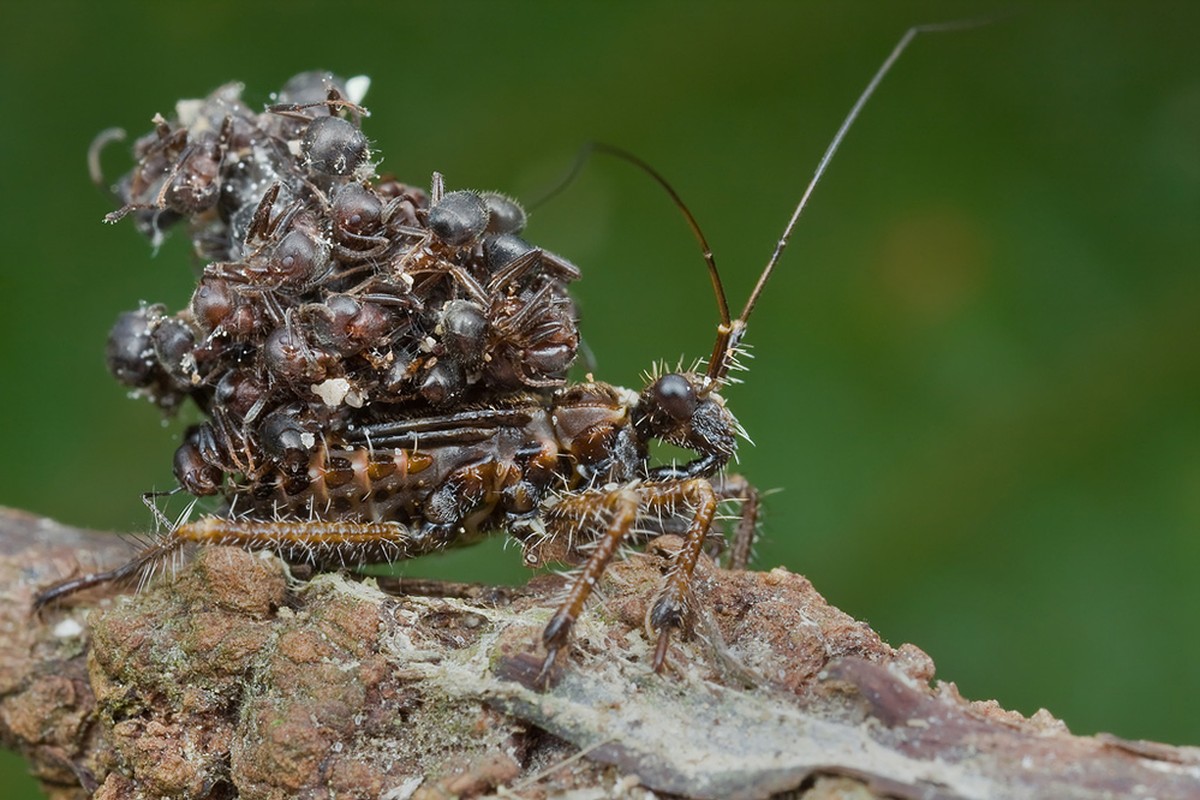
2, 1, 1197, 795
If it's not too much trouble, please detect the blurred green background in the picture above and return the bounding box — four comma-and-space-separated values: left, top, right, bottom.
2, 1, 1197, 795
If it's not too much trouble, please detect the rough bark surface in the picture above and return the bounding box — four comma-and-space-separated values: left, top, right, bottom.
2, 506, 1198, 800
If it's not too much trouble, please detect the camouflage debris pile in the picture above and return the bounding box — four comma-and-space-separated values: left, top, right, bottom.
101, 71, 581, 509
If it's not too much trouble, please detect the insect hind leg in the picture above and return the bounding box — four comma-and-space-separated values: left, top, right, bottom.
711, 473, 760, 571
33, 534, 186, 611
33, 514, 444, 609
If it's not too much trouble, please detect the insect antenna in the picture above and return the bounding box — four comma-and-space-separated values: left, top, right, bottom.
706, 19, 992, 385
589, 143, 733, 333
87, 127, 127, 203
528, 142, 731, 332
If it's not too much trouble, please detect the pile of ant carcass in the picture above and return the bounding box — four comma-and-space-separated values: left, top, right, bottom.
66, 71, 756, 675
103, 72, 583, 508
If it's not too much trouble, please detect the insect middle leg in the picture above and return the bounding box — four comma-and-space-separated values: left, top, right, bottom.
639, 479, 719, 670
538, 486, 640, 679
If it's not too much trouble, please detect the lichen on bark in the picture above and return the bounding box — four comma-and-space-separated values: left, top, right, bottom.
3, 507, 1200, 800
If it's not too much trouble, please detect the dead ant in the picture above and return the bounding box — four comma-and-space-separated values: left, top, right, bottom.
92, 72, 592, 511
38, 23, 980, 684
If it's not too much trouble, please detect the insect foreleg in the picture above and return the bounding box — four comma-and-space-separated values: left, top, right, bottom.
539, 487, 640, 681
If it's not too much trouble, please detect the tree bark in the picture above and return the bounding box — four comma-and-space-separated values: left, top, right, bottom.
2, 506, 1198, 800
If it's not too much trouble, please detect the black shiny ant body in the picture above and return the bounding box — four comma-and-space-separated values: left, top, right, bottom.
40, 24, 974, 681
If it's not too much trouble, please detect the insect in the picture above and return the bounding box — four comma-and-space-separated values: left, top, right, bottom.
38, 23, 976, 682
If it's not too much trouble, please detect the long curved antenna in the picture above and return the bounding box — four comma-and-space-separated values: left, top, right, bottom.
707, 18, 991, 384
526, 140, 595, 213
531, 142, 734, 329
592, 143, 732, 329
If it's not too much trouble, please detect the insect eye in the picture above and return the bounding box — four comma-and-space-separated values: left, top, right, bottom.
333, 183, 382, 235
264, 327, 325, 385
652, 374, 697, 421
190, 278, 234, 332
271, 230, 321, 283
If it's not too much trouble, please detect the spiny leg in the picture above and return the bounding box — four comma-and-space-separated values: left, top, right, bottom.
642, 478, 718, 671
33, 536, 184, 610
34, 516, 438, 608
174, 516, 453, 567
712, 473, 760, 571
538, 487, 639, 681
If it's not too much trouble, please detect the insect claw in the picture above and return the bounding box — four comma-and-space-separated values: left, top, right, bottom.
536, 647, 560, 688
652, 628, 673, 672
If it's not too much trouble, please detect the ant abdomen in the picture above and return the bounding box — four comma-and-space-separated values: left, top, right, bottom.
481, 192, 527, 236
300, 116, 369, 178
105, 306, 163, 389
427, 190, 490, 248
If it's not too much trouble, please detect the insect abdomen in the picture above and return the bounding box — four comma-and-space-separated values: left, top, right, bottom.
235, 446, 436, 523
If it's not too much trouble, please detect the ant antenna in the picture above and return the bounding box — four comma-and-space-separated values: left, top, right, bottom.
705, 18, 991, 384
88, 127, 127, 202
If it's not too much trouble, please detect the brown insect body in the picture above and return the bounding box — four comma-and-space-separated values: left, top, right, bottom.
38, 372, 747, 676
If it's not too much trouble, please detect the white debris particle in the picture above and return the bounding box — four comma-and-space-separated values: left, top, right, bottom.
381, 776, 423, 800
312, 378, 352, 407
53, 618, 84, 638
175, 99, 203, 126
345, 75, 371, 105
300, 432, 316, 449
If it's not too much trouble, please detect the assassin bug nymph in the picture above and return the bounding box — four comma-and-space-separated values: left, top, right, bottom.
36, 23, 979, 681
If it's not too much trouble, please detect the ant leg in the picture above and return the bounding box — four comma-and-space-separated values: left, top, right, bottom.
642, 479, 718, 671
539, 487, 639, 681
712, 473, 760, 571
